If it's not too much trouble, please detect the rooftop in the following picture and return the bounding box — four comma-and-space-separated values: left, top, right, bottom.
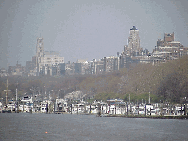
130, 26, 138, 30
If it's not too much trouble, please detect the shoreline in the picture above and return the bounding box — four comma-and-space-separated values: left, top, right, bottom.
1, 111, 188, 119
103, 114, 188, 119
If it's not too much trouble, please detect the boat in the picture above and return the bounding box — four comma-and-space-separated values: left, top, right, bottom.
2, 109, 11, 113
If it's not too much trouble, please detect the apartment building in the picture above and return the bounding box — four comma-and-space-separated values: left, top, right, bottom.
154, 33, 187, 60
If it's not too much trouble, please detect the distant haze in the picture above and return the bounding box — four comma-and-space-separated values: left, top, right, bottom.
0, 0, 188, 69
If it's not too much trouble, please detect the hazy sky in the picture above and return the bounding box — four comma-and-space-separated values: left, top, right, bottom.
0, 0, 188, 69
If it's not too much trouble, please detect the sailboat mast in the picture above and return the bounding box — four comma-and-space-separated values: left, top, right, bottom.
6, 77, 8, 105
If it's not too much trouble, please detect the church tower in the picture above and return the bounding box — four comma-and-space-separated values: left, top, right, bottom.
36, 37, 44, 58
36, 37, 44, 76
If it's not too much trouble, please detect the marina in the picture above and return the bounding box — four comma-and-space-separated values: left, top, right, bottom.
1, 97, 187, 118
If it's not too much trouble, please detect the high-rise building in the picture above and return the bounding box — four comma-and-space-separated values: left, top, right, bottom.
127, 26, 141, 56
103, 56, 119, 73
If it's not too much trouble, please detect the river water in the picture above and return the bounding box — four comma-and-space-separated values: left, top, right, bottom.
0, 113, 188, 141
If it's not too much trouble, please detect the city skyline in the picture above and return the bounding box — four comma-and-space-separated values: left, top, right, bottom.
0, 0, 188, 69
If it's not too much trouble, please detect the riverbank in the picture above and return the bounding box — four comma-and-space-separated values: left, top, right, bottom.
1, 110, 188, 119
104, 114, 188, 119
